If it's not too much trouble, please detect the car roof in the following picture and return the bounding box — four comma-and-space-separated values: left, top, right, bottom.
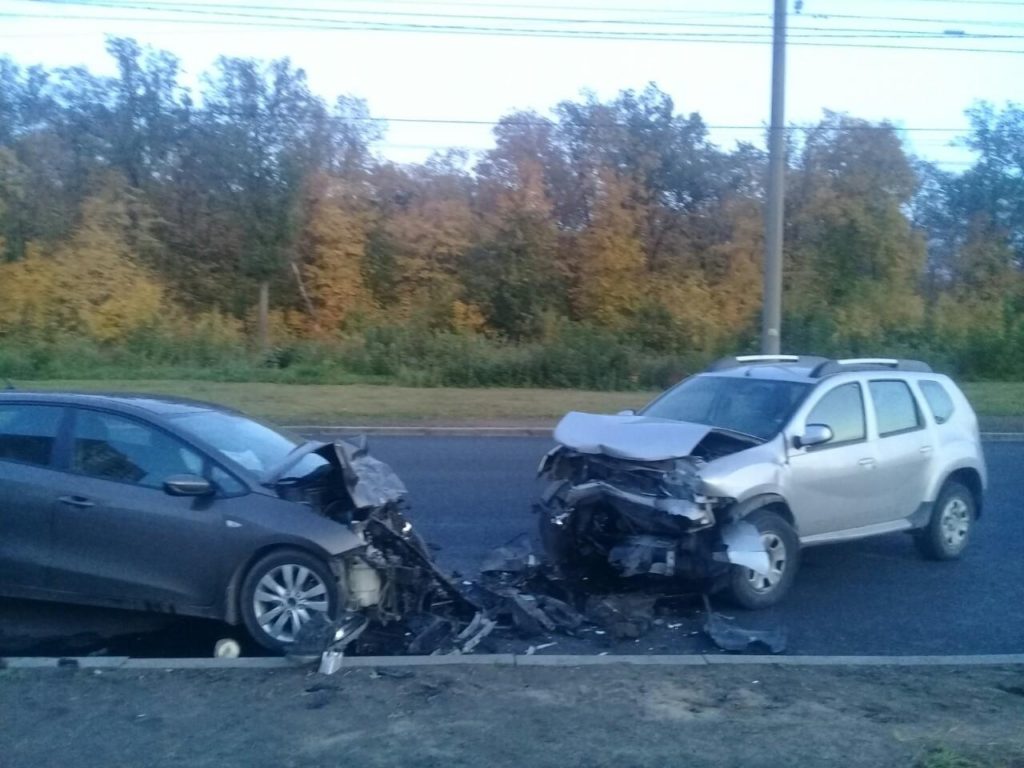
702, 365, 821, 383
0, 390, 239, 417
702, 356, 941, 384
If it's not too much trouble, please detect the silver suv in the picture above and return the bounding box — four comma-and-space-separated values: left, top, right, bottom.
537, 356, 987, 608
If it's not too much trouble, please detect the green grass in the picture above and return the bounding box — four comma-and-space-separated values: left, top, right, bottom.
15, 379, 1023, 429
17, 380, 657, 425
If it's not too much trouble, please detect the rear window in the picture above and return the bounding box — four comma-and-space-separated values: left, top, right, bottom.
869, 380, 923, 437
0, 404, 63, 468
919, 381, 955, 424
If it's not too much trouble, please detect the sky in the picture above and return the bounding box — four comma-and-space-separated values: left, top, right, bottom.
2, 0, 1023, 170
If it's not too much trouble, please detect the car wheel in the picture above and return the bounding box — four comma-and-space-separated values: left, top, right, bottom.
240, 549, 340, 652
915, 482, 975, 561
725, 509, 800, 610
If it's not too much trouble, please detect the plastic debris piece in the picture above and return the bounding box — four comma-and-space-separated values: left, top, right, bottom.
715, 520, 772, 577
702, 595, 786, 654
213, 639, 240, 659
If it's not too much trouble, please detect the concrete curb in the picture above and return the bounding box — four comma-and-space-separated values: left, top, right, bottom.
5, 653, 1024, 670
288, 425, 1024, 441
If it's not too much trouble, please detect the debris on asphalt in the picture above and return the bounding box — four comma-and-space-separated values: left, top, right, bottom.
702, 596, 786, 654
455, 613, 497, 654
584, 594, 657, 640
370, 668, 414, 680
213, 639, 240, 659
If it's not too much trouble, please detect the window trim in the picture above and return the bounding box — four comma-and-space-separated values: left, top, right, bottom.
61, 406, 248, 497
0, 402, 69, 470
868, 379, 925, 438
800, 381, 868, 451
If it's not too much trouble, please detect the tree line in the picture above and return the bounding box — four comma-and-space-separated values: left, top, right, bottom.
0, 38, 1022, 385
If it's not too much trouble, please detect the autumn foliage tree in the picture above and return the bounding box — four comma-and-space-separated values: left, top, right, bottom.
1, 39, 1022, 381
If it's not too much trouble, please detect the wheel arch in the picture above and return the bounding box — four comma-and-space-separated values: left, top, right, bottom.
727, 493, 797, 533
942, 468, 984, 518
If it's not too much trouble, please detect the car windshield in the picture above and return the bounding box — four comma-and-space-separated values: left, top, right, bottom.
171, 410, 327, 479
641, 375, 812, 441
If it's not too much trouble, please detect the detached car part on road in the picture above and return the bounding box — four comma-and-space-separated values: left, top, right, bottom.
0, 393, 469, 651
537, 356, 987, 608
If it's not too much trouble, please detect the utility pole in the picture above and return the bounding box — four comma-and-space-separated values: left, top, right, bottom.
761, 0, 787, 354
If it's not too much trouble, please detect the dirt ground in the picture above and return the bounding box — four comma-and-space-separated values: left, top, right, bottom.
1, 663, 1023, 768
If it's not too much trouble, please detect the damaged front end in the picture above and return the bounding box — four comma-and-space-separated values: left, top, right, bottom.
537, 412, 771, 588
269, 437, 475, 641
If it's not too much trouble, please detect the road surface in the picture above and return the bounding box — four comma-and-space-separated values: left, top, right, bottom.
2, 437, 1021, 657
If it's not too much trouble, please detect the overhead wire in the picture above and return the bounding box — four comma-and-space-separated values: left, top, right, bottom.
12, 0, 1024, 51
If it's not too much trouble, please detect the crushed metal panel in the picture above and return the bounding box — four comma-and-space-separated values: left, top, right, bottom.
331, 439, 408, 509
553, 411, 712, 461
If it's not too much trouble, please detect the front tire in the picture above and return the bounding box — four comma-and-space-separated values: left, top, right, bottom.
725, 509, 800, 610
240, 549, 340, 652
915, 482, 975, 561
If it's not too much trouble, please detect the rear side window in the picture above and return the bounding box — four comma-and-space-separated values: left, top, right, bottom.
919, 381, 955, 424
805, 383, 866, 445
0, 404, 63, 468
869, 381, 922, 436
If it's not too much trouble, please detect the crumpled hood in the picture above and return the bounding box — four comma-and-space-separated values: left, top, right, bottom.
553, 411, 712, 462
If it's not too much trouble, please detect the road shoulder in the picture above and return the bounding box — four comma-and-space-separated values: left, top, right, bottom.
2, 663, 1022, 768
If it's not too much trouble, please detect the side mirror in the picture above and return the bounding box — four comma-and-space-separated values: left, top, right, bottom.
616, 409, 637, 417
164, 474, 213, 497
795, 424, 834, 449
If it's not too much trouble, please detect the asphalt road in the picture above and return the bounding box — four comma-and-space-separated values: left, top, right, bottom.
2, 437, 1022, 657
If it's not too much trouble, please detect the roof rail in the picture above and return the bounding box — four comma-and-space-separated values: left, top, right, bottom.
707, 354, 827, 372
809, 358, 933, 378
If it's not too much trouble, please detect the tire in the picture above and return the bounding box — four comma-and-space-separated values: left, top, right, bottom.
725, 508, 801, 610
240, 549, 340, 652
914, 482, 975, 561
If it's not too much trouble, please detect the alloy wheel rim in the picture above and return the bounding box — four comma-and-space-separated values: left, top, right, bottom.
253, 564, 329, 643
746, 533, 786, 593
939, 497, 971, 551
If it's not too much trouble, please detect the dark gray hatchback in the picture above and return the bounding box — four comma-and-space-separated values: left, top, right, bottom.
0, 392, 448, 651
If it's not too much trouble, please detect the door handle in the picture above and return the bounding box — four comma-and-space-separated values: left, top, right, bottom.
858, 458, 876, 469
58, 495, 95, 509
920, 446, 933, 455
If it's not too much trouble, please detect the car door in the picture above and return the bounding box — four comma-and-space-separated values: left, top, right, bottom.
865, 379, 933, 524
46, 407, 230, 610
0, 403, 67, 590
784, 381, 884, 537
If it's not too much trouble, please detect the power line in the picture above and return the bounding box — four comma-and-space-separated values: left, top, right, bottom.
807, 11, 1024, 29
24, 0, 1024, 39
345, 116, 971, 133
9, 7, 1024, 51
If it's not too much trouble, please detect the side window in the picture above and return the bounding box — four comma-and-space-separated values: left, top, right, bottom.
869, 380, 923, 437
72, 410, 203, 489
919, 380, 955, 425
805, 383, 866, 445
0, 405, 63, 468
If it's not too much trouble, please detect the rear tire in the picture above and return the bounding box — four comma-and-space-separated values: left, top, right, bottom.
240, 549, 340, 653
914, 482, 975, 561
725, 509, 800, 610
